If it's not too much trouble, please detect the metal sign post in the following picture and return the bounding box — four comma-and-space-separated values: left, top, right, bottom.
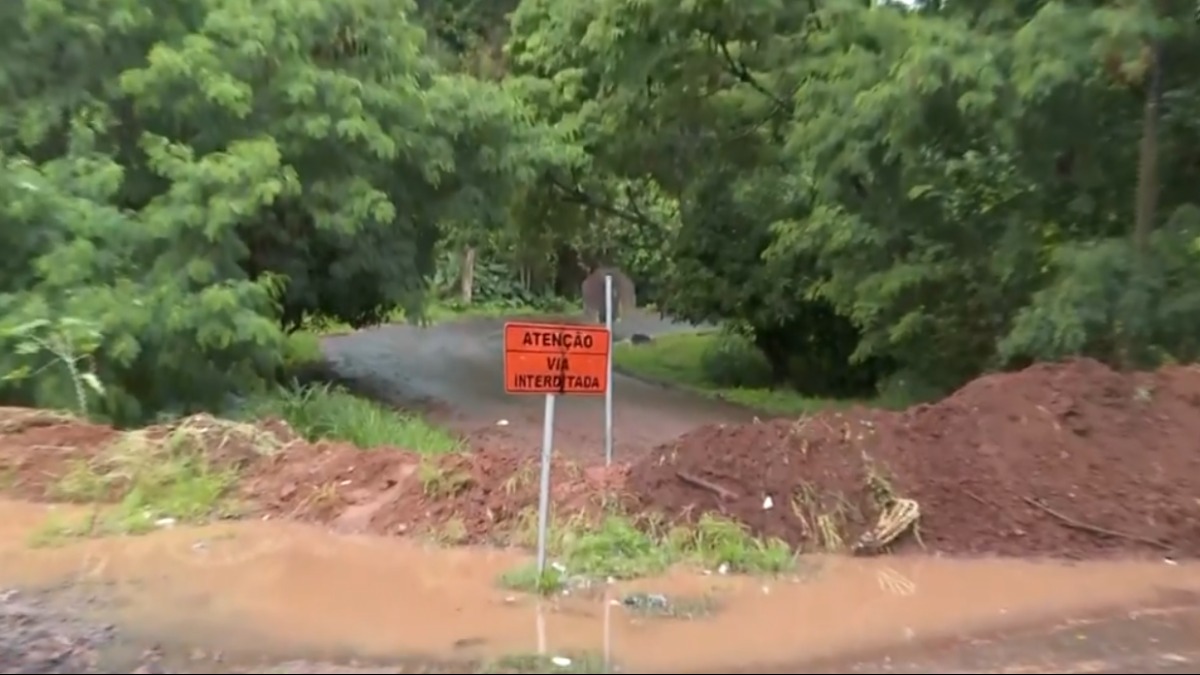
502, 321, 612, 577
536, 393, 556, 575
604, 274, 614, 466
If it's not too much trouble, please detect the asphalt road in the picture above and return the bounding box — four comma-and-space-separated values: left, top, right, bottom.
320, 310, 752, 459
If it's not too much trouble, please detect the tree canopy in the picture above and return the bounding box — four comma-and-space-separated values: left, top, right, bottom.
2, 0, 1198, 420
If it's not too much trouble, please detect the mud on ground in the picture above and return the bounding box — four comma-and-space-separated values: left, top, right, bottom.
0, 586, 473, 673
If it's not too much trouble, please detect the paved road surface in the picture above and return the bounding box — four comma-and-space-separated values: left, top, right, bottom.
321, 311, 752, 459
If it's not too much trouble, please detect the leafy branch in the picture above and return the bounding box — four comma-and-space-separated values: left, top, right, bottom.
2, 317, 106, 415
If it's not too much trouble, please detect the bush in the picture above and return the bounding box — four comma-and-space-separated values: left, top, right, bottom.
874, 369, 946, 410
699, 330, 774, 388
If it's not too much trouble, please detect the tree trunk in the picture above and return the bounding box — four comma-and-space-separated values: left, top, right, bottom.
753, 327, 792, 387
1133, 42, 1162, 258
1124, 40, 1163, 368
460, 246, 476, 304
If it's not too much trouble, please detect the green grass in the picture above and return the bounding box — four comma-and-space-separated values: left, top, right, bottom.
282, 330, 325, 369
498, 511, 794, 594
613, 332, 719, 389
243, 383, 462, 453
613, 332, 868, 416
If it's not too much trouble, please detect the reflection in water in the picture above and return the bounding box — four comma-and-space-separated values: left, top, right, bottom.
603, 592, 612, 669
534, 598, 612, 671
876, 565, 917, 597
1, 499, 1198, 672
535, 601, 545, 655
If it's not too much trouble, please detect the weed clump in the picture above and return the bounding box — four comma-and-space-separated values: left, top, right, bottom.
242, 383, 460, 453
498, 511, 794, 594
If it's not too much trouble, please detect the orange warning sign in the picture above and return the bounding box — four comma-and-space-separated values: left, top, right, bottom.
503, 321, 611, 395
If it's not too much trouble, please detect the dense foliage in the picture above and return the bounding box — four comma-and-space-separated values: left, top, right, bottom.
3, 0, 1198, 419
0, 0, 573, 420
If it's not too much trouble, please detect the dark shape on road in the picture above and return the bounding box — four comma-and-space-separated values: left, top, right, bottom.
582, 267, 636, 323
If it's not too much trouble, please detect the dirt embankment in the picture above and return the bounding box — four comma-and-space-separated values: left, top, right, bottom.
0, 407, 624, 544
1, 358, 1199, 559
627, 359, 1200, 559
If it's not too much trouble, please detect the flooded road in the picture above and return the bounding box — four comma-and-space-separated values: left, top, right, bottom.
2, 500, 1198, 672
321, 312, 754, 460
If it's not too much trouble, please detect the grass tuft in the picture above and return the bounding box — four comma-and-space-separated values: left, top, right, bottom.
243, 383, 461, 453
498, 511, 794, 594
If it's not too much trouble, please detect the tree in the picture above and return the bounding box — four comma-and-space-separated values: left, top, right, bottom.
509, 0, 1200, 396
0, 0, 572, 421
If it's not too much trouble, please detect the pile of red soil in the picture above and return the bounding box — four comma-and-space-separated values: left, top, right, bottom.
626, 359, 1200, 559
0, 408, 120, 501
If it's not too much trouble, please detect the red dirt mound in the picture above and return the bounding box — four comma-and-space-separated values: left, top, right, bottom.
0, 408, 119, 500
626, 359, 1200, 559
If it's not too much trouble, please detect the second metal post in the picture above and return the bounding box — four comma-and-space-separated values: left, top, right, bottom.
604, 274, 614, 465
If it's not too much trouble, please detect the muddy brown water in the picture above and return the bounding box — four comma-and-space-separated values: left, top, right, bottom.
2, 500, 1198, 672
